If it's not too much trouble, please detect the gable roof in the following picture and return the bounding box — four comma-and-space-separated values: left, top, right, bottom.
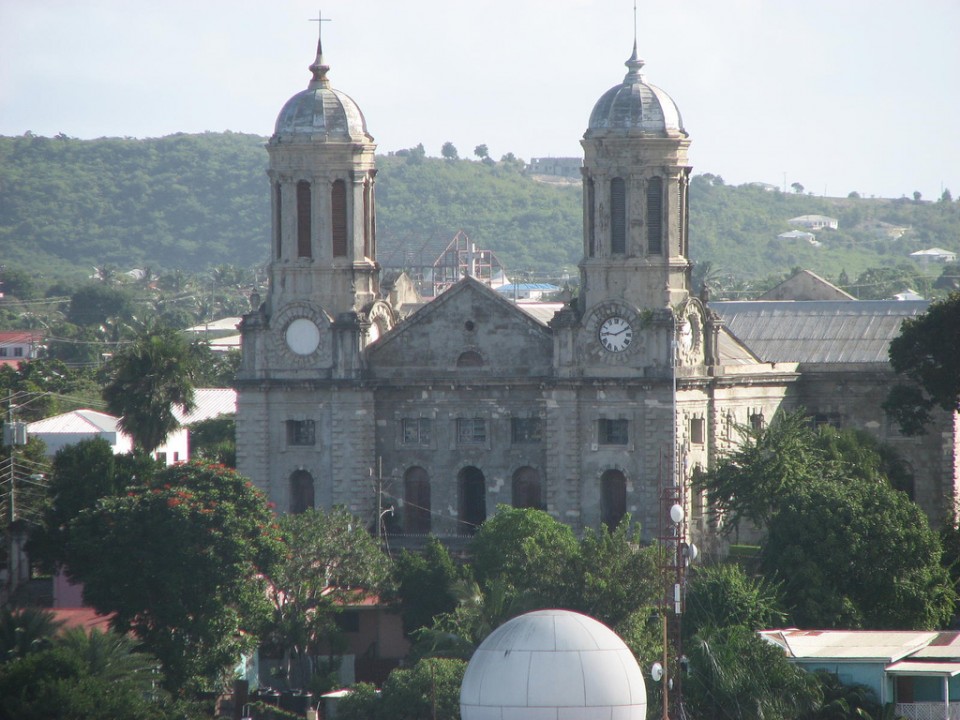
713, 300, 928, 363
374, 275, 553, 347
27, 409, 120, 434
757, 270, 855, 302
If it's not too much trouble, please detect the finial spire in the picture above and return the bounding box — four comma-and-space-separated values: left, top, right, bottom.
308, 10, 333, 88
625, 0, 646, 80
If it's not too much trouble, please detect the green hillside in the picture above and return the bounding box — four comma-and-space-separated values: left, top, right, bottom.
1, 132, 958, 299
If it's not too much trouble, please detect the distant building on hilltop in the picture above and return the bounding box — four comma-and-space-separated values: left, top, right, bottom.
527, 157, 582, 180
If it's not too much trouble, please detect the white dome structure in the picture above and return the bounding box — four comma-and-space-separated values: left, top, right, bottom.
460, 609, 647, 720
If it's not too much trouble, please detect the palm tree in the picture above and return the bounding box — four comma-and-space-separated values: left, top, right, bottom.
0, 606, 63, 663
56, 627, 160, 694
102, 324, 201, 454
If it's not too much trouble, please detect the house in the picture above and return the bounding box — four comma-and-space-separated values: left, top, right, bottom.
0, 331, 44, 367
910, 248, 957, 264
788, 214, 839, 231
761, 629, 960, 719
776, 230, 817, 244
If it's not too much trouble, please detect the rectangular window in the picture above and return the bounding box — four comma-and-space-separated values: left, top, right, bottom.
647, 176, 663, 254
511, 417, 543, 444
598, 418, 629, 446
286, 419, 316, 446
335, 611, 360, 633
401, 418, 432, 446
0, 348, 7, 357
457, 418, 487, 446
690, 418, 705, 445
750, 413, 764, 431
13, 347, 22, 357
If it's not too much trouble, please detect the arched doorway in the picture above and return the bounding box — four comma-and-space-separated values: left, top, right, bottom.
403, 466, 431, 534
289, 470, 315, 514
512, 466, 542, 510
600, 469, 627, 530
458, 466, 486, 535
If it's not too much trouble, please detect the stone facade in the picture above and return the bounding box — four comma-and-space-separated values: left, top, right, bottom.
235, 35, 959, 551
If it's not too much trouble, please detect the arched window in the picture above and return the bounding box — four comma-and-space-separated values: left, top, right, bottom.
600, 469, 627, 530
647, 177, 663, 255
512, 467, 542, 510
456, 350, 483, 367
458, 466, 486, 535
275, 182, 283, 259
403, 467, 431, 534
587, 177, 596, 257
610, 177, 626, 254
296, 181, 312, 258
290, 470, 315, 514
332, 179, 347, 258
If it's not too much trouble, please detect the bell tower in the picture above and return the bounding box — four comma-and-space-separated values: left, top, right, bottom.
579, 43, 692, 313
265, 30, 379, 321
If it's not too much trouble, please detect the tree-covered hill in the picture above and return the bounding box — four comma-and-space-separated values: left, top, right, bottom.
1, 132, 957, 298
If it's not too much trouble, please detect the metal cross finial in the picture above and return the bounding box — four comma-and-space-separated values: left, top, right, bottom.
309, 10, 332, 47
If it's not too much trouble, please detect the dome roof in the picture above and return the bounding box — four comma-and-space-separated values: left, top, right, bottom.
273, 38, 371, 142
460, 609, 647, 720
587, 44, 685, 137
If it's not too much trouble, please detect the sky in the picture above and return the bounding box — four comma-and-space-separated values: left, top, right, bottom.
2, 0, 958, 201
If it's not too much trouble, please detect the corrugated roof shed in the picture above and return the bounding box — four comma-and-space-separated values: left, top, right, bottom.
713, 300, 929, 363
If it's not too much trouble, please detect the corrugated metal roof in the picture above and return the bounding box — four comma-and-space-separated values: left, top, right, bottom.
714, 300, 929, 363
176, 388, 237, 424
27, 409, 119, 434
911, 632, 960, 659
760, 629, 936, 662
886, 661, 960, 676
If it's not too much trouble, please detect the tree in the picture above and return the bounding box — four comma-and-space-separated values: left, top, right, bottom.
102, 324, 203, 453
337, 657, 466, 720
264, 507, 393, 688
66, 283, 137, 327
913, 190, 922, 202
393, 536, 462, 635
563, 517, 661, 628
0, 627, 177, 720
29, 439, 158, 571
884, 293, 960, 434
683, 563, 786, 641
791, 182, 804, 194
62, 462, 281, 695
186, 415, 235, 467
0, 607, 62, 663
941, 188, 953, 203
685, 624, 818, 720
469, 505, 578, 603
440, 141, 458, 160
847, 191, 861, 199
696, 409, 826, 530
473, 144, 489, 160
763, 477, 954, 629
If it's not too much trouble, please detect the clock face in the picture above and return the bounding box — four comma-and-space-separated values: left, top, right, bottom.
599, 316, 633, 352
285, 318, 321, 355
367, 320, 381, 344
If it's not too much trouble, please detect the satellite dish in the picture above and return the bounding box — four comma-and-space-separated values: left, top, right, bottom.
651, 662, 663, 682
670, 504, 685, 524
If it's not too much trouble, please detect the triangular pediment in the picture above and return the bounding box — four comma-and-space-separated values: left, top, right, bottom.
367, 277, 553, 377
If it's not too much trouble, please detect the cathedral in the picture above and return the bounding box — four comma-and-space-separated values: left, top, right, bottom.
235, 31, 959, 549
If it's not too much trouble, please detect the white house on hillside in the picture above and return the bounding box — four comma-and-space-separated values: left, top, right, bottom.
788, 214, 838, 230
